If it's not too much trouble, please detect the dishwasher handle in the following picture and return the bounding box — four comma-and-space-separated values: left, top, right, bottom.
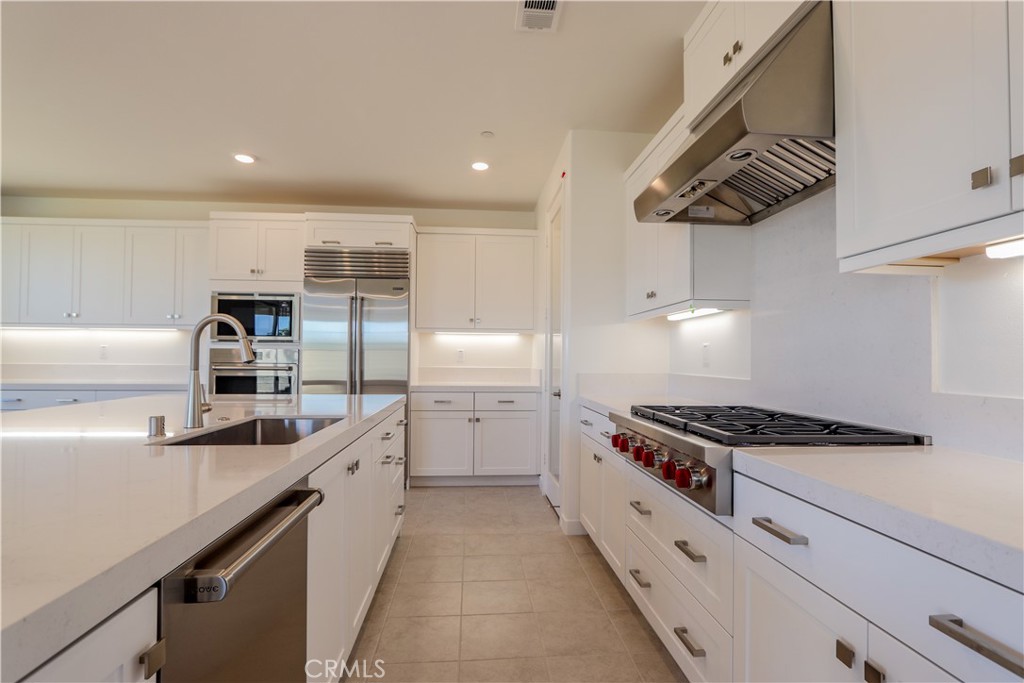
184, 488, 323, 603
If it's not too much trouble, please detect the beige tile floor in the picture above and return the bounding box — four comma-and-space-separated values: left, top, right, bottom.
348, 486, 687, 683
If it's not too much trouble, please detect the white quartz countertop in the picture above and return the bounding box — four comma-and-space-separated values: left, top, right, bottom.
733, 446, 1024, 593
0, 392, 405, 682
579, 393, 684, 417
411, 383, 541, 392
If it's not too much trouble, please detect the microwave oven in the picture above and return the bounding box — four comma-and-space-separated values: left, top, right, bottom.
211, 293, 298, 342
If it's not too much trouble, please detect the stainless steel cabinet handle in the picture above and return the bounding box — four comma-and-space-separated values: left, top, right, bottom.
63, 312, 72, 318
396, 419, 408, 426
469, 317, 475, 323
628, 568, 651, 588
580, 419, 593, 426
375, 241, 393, 246
1010, 154, 1023, 178
250, 268, 256, 274
674, 540, 707, 563
552, 390, 561, 398
321, 240, 341, 245
835, 639, 855, 669
167, 314, 175, 319
71, 312, 80, 318
929, 613, 1024, 677
673, 627, 706, 657
394, 456, 406, 465
381, 431, 395, 440
474, 417, 481, 423
382, 454, 396, 464
475, 318, 481, 324
183, 489, 322, 603
752, 516, 808, 545
600, 431, 612, 438
434, 399, 452, 404
497, 400, 515, 404
972, 166, 993, 189
395, 504, 405, 516
723, 52, 733, 66
629, 500, 652, 516
55, 398, 79, 404
732, 40, 743, 54
1, 398, 23, 403
863, 660, 885, 683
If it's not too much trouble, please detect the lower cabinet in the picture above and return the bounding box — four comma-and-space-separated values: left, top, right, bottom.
579, 434, 629, 580
410, 392, 539, 477
307, 406, 405, 683
25, 588, 159, 683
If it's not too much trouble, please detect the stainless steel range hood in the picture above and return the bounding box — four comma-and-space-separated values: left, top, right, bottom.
635, 2, 834, 226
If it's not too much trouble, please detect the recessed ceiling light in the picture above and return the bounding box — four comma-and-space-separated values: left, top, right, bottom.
233, 153, 256, 164
472, 162, 489, 171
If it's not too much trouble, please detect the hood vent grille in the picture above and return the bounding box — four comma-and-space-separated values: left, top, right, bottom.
721, 139, 836, 209
516, 0, 561, 32
304, 247, 410, 279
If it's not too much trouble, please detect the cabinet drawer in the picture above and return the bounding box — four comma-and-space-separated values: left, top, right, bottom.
625, 528, 732, 683
626, 469, 734, 632
0, 390, 96, 411
474, 392, 537, 411
578, 407, 616, 444
409, 392, 473, 411
307, 222, 410, 249
735, 474, 1024, 682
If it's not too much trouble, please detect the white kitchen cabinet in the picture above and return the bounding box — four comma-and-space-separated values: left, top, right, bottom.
683, 1, 805, 122
579, 434, 629, 580
306, 213, 413, 249
866, 625, 958, 683
22, 224, 125, 325
624, 220, 752, 319
415, 232, 535, 331
410, 392, 539, 477
209, 215, 304, 282
25, 588, 159, 683
834, 1, 1023, 270
2, 224, 23, 323
734, 537, 865, 683
579, 439, 601, 538
124, 227, 208, 326
344, 438, 375, 641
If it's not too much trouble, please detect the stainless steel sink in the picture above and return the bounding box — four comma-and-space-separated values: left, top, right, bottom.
160, 417, 343, 446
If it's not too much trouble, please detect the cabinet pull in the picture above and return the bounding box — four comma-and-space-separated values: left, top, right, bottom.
629, 500, 652, 516
580, 419, 593, 426
1, 398, 23, 403
250, 268, 257, 274
396, 419, 408, 426
674, 540, 707, 563
394, 456, 406, 465
628, 568, 650, 588
752, 516, 808, 545
863, 660, 885, 683
434, 399, 452, 404
381, 453, 396, 464
375, 241, 393, 246
395, 504, 405, 516
381, 431, 395, 440
673, 627, 706, 658
1010, 154, 1024, 178
592, 453, 602, 464
599, 431, 612, 438
929, 613, 1024, 677
321, 240, 341, 245
474, 417, 481, 423
55, 398, 79, 404
971, 166, 993, 189
732, 40, 743, 55
139, 638, 167, 679
497, 400, 515, 404
835, 639, 855, 669
723, 52, 733, 66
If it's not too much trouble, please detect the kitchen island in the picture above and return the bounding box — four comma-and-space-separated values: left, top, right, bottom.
0, 392, 405, 682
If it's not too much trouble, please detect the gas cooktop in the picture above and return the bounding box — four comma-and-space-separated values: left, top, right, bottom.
630, 405, 931, 447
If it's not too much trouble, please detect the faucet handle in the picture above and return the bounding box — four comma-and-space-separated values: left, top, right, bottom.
201, 403, 213, 414
200, 384, 213, 413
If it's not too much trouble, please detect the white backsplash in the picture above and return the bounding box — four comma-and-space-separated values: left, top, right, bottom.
415, 366, 541, 385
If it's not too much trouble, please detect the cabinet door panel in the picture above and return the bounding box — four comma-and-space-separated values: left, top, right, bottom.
626, 219, 660, 315
734, 537, 866, 683
410, 411, 474, 476
866, 625, 956, 683
22, 226, 75, 323
258, 221, 303, 281
474, 411, 537, 475
308, 453, 349, 676
655, 223, 693, 306
344, 440, 374, 642
177, 228, 209, 324
684, 2, 737, 121
415, 234, 475, 330
836, 1, 1012, 258
2, 225, 23, 323
1010, 0, 1023, 211
475, 235, 535, 330
125, 228, 176, 325
736, 1, 803, 71
598, 449, 628, 580
578, 440, 601, 538
210, 221, 259, 280
76, 227, 125, 323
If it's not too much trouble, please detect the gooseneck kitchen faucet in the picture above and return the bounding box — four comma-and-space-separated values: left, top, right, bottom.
185, 314, 255, 429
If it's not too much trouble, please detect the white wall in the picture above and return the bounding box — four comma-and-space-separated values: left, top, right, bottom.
666, 189, 1024, 461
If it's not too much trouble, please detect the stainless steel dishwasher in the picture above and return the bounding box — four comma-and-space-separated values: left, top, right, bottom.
159, 486, 322, 682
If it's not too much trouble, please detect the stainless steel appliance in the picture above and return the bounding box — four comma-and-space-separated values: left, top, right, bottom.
211, 292, 298, 342
634, 2, 835, 226
301, 247, 409, 395
609, 405, 930, 516
209, 347, 299, 396
160, 487, 322, 682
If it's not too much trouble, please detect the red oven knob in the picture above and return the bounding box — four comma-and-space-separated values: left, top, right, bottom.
610, 433, 622, 449
674, 466, 693, 490
619, 437, 631, 454
642, 448, 655, 468
632, 444, 645, 461
661, 459, 677, 480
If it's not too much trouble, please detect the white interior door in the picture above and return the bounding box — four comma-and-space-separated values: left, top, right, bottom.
544, 201, 563, 506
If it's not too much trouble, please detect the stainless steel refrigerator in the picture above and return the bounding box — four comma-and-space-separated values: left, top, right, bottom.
300, 247, 409, 395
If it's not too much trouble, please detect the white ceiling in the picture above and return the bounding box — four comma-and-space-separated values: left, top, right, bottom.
2, 1, 704, 212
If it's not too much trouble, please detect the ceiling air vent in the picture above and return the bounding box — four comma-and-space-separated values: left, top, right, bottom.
515, 0, 562, 32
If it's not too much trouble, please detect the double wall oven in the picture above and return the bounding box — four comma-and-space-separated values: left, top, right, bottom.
210, 293, 301, 397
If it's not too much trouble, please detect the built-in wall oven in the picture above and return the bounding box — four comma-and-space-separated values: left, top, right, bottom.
210, 347, 299, 396
211, 293, 298, 342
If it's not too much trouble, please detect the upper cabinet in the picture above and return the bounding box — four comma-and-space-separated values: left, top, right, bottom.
124, 227, 208, 326
416, 231, 536, 331
306, 213, 413, 250
209, 214, 304, 282
2, 225, 23, 324
834, 1, 1024, 271
683, 1, 806, 121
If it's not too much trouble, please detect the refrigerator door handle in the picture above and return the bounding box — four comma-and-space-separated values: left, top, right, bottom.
347, 297, 357, 394
355, 296, 365, 394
